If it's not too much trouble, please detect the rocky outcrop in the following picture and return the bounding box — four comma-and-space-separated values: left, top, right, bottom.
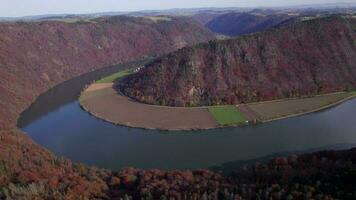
122, 16, 356, 106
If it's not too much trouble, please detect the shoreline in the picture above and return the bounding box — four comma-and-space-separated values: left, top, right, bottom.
79, 81, 356, 131
261, 94, 356, 123
79, 103, 217, 132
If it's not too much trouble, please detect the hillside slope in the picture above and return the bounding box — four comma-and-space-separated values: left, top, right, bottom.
206, 12, 294, 36
0, 16, 214, 199
122, 16, 356, 107
0, 16, 214, 129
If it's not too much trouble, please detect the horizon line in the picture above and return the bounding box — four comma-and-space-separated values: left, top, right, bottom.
1, 2, 355, 19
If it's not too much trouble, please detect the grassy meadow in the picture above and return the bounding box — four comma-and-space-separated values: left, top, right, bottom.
208, 106, 248, 126
96, 69, 133, 83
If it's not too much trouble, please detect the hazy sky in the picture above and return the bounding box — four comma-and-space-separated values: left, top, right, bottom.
0, 0, 353, 17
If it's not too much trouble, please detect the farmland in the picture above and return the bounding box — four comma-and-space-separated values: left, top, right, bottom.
208, 106, 247, 126
80, 86, 218, 130
80, 68, 356, 130
248, 92, 356, 122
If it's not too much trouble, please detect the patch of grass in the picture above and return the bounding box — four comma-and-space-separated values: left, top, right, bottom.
208, 106, 248, 126
96, 69, 133, 83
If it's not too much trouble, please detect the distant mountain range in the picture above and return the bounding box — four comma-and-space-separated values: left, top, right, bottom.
1, 3, 355, 21
283, 2, 356, 9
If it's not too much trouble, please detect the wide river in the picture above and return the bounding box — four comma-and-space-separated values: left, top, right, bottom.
18, 60, 356, 173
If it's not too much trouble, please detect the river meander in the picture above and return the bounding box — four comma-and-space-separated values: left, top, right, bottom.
18, 60, 356, 173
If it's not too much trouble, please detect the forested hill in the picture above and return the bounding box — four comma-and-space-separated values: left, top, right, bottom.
0, 15, 214, 129
122, 16, 356, 107
0, 15, 214, 199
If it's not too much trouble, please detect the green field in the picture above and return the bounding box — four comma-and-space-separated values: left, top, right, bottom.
96, 69, 133, 83
208, 106, 248, 126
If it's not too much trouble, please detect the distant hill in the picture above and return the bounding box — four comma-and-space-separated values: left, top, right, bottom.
287, 2, 356, 9
121, 16, 356, 106
191, 12, 223, 25
2, 4, 354, 23
206, 12, 294, 36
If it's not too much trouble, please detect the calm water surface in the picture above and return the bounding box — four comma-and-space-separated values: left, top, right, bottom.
18, 61, 356, 172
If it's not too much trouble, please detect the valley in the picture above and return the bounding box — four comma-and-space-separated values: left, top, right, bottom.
0, 15, 215, 199
19, 60, 356, 172
0, 5, 356, 199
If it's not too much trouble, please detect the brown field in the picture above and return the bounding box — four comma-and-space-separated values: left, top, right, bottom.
247, 92, 356, 122
80, 85, 218, 130
80, 82, 356, 130
236, 105, 262, 121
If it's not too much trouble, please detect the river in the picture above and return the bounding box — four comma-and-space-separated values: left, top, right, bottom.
18, 60, 356, 173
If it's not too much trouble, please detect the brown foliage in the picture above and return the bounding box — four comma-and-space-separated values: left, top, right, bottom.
122, 16, 356, 107
0, 16, 214, 199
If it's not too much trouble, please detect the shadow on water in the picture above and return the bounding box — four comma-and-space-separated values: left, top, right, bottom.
18, 59, 153, 128
209, 143, 356, 175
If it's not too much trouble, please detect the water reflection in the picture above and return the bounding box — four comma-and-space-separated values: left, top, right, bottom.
18, 60, 356, 172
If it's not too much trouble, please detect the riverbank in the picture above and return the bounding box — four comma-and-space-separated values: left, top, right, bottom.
79, 70, 356, 131
248, 91, 356, 122
18, 62, 356, 199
